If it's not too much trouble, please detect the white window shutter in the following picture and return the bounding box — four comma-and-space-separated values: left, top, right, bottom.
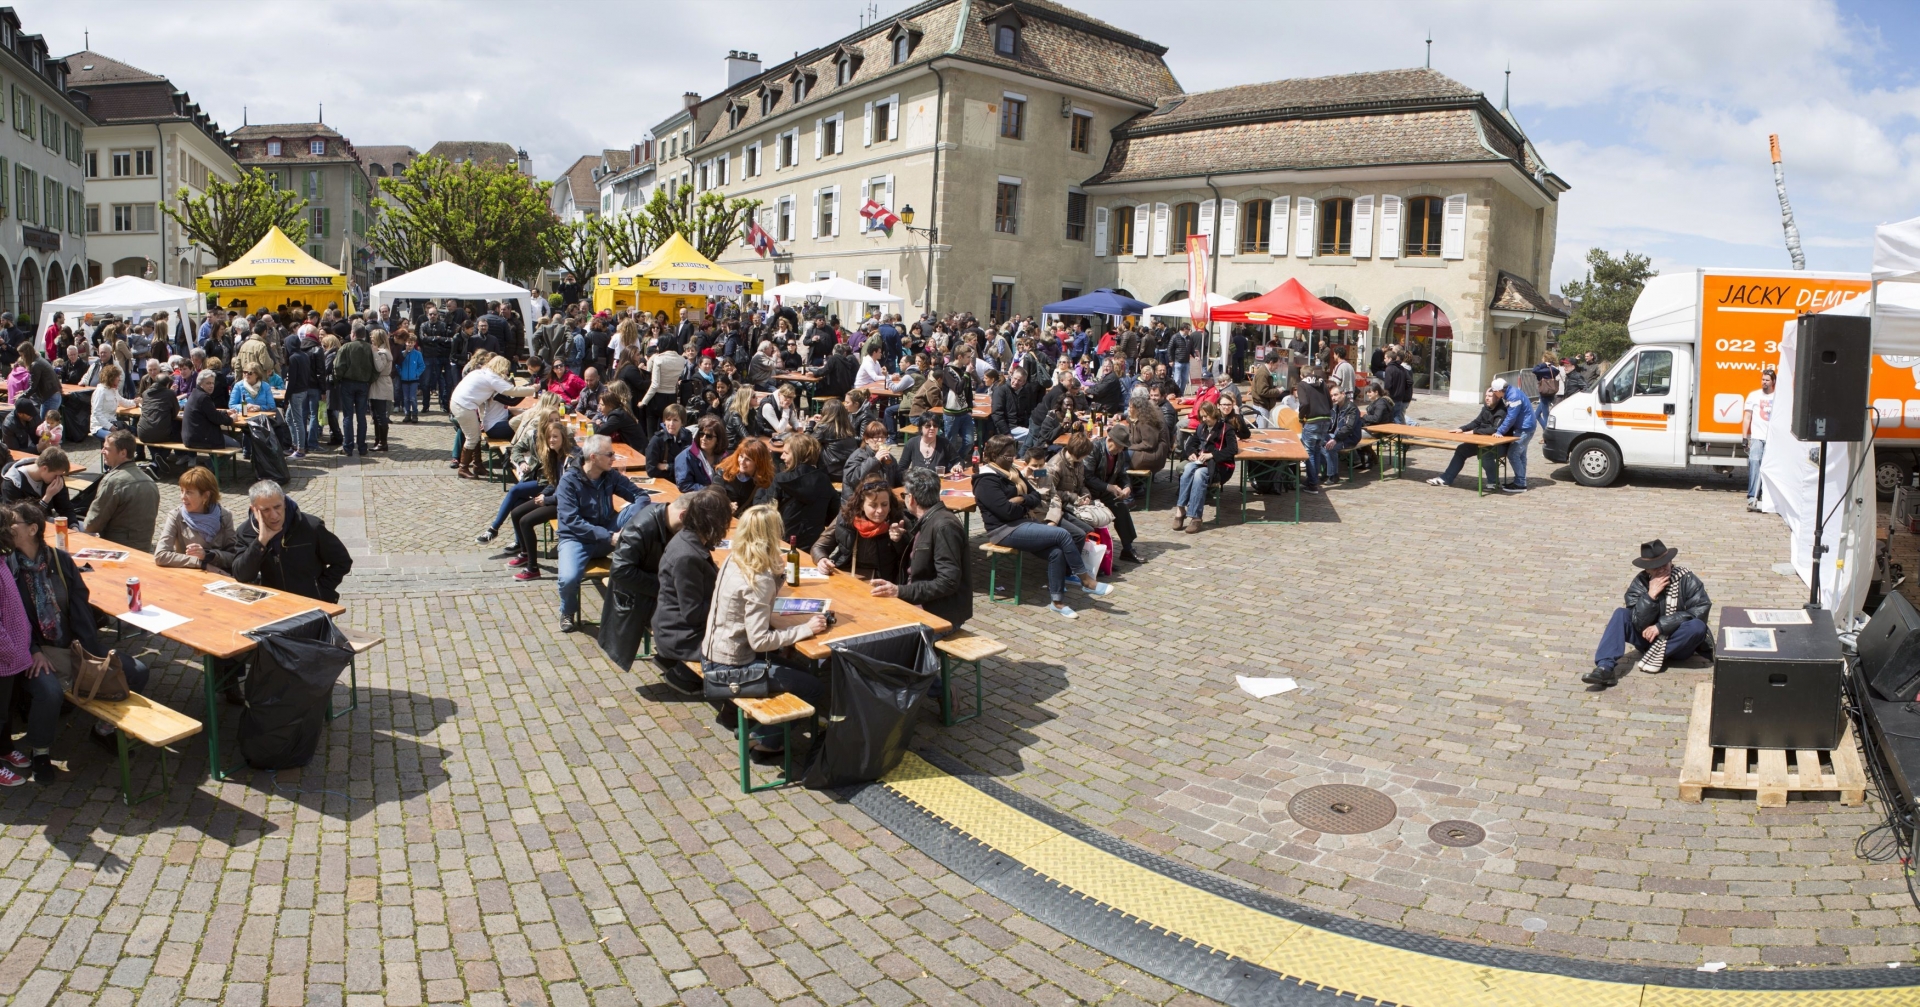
883, 173, 894, 210
887, 96, 899, 140
1094, 206, 1109, 256
1132, 204, 1150, 257
1271, 196, 1289, 256
814, 120, 823, 159
879, 268, 891, 293
1351, 195, 1374, 258
811, 188, 820, 238
1219, 199, 1238, 256
1198, 199, 1215, 238
1150, 202, 1170, 256
830, 188, 841, 236
1378, 195, 1402, 259
1294, 197, 1315, 258
1441, 193, 1467, 259
864, 102, 875, 147
834, 118, 844, 154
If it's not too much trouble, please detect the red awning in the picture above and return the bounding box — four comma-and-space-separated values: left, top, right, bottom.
1210, 279, 1370, 330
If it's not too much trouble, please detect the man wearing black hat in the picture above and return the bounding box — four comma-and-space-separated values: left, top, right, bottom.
1583, 539, 1713, 687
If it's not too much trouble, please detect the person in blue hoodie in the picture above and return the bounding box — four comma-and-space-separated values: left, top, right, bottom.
1493, 376, 1536, 493
554, 435, 648, 628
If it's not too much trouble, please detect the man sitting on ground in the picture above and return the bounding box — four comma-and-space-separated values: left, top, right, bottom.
1583, 539, 1712, 688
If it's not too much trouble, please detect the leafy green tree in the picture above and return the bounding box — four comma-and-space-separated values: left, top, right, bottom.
589, 212, 651, 270
547, 220, 601, 287
640, 183, 761, 261
1559, 248, 1655, 362
165, 168, 309, 265
374, 154, 560, 282
367, 201, 435, 273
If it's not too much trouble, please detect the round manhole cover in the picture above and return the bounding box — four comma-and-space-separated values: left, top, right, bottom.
1287, 784, 1397, 835
1429, 820, 1486, 848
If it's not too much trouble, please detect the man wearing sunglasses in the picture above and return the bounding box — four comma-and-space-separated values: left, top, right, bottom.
555, 435, 650, 631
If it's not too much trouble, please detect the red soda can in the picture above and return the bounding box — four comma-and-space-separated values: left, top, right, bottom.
126, 577, 142, 612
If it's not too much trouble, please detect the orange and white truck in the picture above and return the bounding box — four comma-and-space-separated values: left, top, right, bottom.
1542, 268, 1916, 493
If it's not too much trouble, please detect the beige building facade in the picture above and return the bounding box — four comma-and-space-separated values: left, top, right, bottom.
693, 0, 1175, 322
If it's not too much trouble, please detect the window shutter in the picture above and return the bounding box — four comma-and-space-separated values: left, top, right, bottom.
814, 120, 823, 159
887, 97, 899, 140
1441, 193, 1467, 259
1378, 195, 1402, 259
811, 188, 820, 238
830, 188, 841, 236
1218, 199, 1238, 256
321, 207, 331, 237
1198, 199, 1215, 238
834, 118, 844, 154
1094, 206, 1109, 256
879, 268, 891, 294
883, 173, 895, 214
863, 102, 874, 146
1150, 202, 1169, 256
1294, 197, 1314, 258
1270, 196, 1288, 256
1351, 195, 1374, 258
1132, 204, 1149, 257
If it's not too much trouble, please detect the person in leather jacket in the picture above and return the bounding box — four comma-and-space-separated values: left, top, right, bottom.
1583, 539, 1712, 688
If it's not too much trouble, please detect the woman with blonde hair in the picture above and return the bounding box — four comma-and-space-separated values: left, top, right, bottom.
701, 504, 827, 759
450, 355, 531, 478
725, 386, 760, 448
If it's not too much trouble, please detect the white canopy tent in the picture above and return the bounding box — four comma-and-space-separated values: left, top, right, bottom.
808, 276, 904, 305
763, 280, 821, 301
369, 261, 535, 349
1141, 292, 1235, 319
1874, 215, 1920, 283
43, 275, 199, 330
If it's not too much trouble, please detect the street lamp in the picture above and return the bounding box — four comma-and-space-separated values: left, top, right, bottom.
899, 204, 936, 319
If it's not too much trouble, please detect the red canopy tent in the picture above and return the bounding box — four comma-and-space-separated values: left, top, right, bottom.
1210, 279, 1370, 331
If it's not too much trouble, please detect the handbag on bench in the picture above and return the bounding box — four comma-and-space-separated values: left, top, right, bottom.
66, 643, 130, 703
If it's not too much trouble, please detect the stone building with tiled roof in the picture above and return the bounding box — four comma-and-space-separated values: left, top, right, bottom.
425, 141, 530, 174
1087, 67, 1569, 400
687, 0, 1178, 322
66, 49, 239, 289
0, 10, 94, 322
232, 122, 375, 287
551, 154, 603, 223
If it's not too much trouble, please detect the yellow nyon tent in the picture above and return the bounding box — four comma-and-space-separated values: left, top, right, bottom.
196, 226, 348, 315
591, 231, 763, 315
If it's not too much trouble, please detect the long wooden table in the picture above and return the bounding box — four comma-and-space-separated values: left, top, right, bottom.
1236, 430, 1310, 524
53, 527, 346, 780
1365, 423, 1517, 496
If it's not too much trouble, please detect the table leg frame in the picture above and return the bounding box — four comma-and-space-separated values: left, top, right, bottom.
738, 718, 794, 793
114, 729, 176, 806
1237, 460, 1301, 525
202, 654, 234, 782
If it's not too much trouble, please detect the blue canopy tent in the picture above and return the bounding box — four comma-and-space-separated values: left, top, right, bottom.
1040, 288, 1150, 317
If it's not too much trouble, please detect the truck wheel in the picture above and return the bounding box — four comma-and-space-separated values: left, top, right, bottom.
1570, 439, 1621, 487
1877, 459, 1908, 501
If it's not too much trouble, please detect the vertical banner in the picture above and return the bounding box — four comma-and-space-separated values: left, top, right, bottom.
1187, 234, 1210, 327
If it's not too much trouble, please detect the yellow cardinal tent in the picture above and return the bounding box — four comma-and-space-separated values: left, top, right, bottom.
196, 226, 348, 315
591, 232, 762, 315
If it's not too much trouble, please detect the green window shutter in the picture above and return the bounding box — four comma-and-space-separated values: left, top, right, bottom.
0, 157, 8, 215
321, 207, 331, 238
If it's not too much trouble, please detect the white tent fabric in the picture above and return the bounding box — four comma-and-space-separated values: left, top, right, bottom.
807, 276, 904, 304
1873, 216, 1920, 283
1758, 317, 1875, 624
1827, 284, 1920, 356
43, 275, 198, 327
763, 280, 820, 300
1142, 292, 1235, 319
370, 261, 535, 348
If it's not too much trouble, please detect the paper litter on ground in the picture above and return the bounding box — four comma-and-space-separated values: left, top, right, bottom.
1236, 675, 1298, 698
1697, 962, 1727, 973
116, 605, 190, 634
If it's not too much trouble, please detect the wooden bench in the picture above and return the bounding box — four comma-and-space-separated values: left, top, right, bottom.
668, 659, 815, 793
67, 688, 201, 805
144, 442, 244, 481
484, 438, 514, 486
328, 628, 384, 721
1334, 436, 1379, 481
934, 630, 1005, 726
1126, 469, 1156, 511
897, 423, 919, 445
982, 542, 1025, 606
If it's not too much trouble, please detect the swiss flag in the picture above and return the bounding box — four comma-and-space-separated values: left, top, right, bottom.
859, 198, 900, 232
748, 221, 776, 257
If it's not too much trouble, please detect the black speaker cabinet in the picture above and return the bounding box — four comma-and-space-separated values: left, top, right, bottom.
1711, 607, 1844, 750
1860, 592, 1920, 701
1792, 312, 1871, 442
1859, 690, 1920, 813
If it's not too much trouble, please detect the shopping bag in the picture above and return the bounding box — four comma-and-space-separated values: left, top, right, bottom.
1080, 536, 1107, 585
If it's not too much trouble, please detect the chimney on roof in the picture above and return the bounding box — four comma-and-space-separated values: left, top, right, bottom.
725, 50, 762, 87
682, 90, 701, 110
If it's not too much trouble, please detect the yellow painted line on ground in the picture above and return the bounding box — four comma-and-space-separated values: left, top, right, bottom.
880, 752, 1920, 1006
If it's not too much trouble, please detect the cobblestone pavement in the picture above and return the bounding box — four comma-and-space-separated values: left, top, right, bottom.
0, 395, 1908, 1006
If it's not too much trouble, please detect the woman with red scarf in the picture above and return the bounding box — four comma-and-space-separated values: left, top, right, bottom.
811, 476, 906, 580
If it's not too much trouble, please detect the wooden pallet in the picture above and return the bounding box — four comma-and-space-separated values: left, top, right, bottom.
1678, 682, 1866, 808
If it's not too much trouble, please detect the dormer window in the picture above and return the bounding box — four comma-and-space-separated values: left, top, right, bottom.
790, 69, 814, 103
727, 101, 748, 129
266, 140, 283, 157
759, 85, 781, 115
894, 34, 911, 64
995, 25, 1016, 54
309, 139, 326, 155
834, 47, 862, 86
983, 5, 1026, 56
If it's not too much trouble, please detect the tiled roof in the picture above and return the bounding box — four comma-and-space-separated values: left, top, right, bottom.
698, 0, 1176, 148
1135, 68, 1473, 130
426, 141, 521, 166
75, 82, 176, 121
1089, 108, 1508, 183
555, 155, 600, 209
359, 146, 419, 177
596, 148, 632, 177
233, 122, 360, 165
1492, 272, 1567, 318
63, 49, 162, 85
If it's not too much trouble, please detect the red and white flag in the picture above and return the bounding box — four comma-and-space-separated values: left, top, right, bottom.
859, 198, 901, 231
748, 220, 776, 258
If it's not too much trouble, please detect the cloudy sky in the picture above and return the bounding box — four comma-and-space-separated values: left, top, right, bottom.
36, 0, 1920, 289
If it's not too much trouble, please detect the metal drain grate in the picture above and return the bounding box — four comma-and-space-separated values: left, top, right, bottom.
1429, 820, 1486, 848
1287, 784, 1397, 835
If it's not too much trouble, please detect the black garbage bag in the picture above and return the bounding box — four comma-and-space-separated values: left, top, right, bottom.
60, 394, 89, 443
247, 416, 290, 485
801, 625, 939, 789
239, 608, 352, 769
